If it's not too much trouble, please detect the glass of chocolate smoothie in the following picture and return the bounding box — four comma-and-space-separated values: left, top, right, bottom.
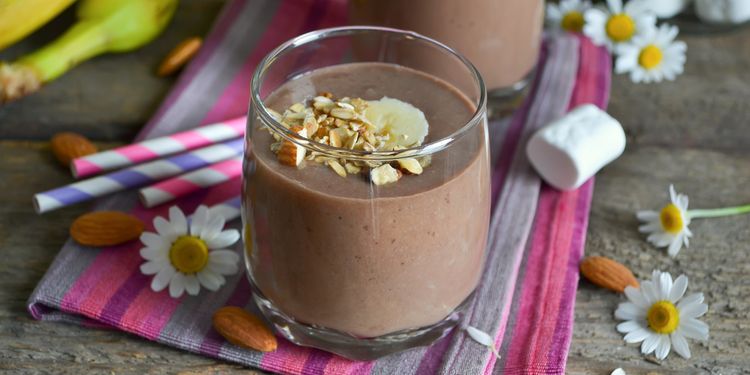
349, 0, 544, 113
243, 27, 490, 360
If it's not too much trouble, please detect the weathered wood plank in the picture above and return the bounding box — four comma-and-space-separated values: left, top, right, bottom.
568, 146, 750, 374
0, 0, 225, 142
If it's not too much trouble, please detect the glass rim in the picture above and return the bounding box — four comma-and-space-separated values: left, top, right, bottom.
250, 26, 487, 161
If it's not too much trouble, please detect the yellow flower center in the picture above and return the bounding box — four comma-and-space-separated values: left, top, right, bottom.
561, 11, 585, 32
638, 45, 663, 70
169, 236, 209, 274
647, 300, 680, 334
606, 14, 636, 42
660, 203, 684, 234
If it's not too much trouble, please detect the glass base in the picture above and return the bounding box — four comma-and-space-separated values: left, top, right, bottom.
248, 277, 472, 360
486, 68, 536, 120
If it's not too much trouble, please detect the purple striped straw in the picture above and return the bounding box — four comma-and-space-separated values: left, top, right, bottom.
71, 117, 247, 179
33, 139, 244, 214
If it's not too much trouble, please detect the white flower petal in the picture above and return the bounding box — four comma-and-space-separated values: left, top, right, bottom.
197, 269, 225, 291
611, 369, 626, 375
680, 318, 709, 340
667, 235, 683, 257
669, 275, 688, 302
140, 260, 166, 275
184, 274, 201, 296
169, 273, 186, 298
615, 302, 645, 320
680, 301, 708, 319
547, 5, 562, 21
647, 232, 673, 247
207, 258, 239, 276
607, 0, 622, 13
205, 229, 240, 249
140, 232, 171, 249
190, 205, 209, 236
655, 334, 671, 360
677, 293, 704, 310
169, 206, 188, 236
617, 320, 644, 333
639, 280, 659, 305
209, 250, 240, 266
624, 286, 650, 309
639, 222, 661, 233
671, 331, 691, 359
625, 328, 651, 345
151, 265, 176, 292
658, 272, 673, 300
201, 213, 226, 242
640, 332, 660, 354
669, 184, 678, 204
631, 68, 645, 83
154, 216, 178, 242
636, 210, 659, 221
466, 326, 494, 347
465, 326, 502, 360
140, 246, 167, 261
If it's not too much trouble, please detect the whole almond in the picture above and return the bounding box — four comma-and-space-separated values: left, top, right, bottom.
51, 132, 98, 167
70, 211, 144, 247
212, 306, 277, 352
157, 37, 202, 76
580, 256, 639, 293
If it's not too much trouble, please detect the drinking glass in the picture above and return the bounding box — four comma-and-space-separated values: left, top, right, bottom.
243, 26, 490, 360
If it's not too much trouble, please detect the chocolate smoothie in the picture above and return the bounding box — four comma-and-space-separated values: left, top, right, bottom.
245, 62, 490, 338
349, 0, 544, 91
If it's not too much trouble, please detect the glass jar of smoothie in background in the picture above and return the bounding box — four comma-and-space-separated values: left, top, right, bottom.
349, 0, 544, 104
243, 27, 490, 360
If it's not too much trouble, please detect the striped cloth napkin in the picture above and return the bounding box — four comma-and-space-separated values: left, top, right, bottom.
27, 0, 611, 373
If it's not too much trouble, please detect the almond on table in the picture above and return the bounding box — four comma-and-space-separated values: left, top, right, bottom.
70, 211, 144, 247
212, 306, 277, 352
580, 256, 639, 293
157, 37, 203, 77
50, 132, 98, 167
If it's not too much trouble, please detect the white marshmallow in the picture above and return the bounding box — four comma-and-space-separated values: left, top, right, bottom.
695, 0, 750, 24
526, 104, 626, 190
643, 0, 692, 18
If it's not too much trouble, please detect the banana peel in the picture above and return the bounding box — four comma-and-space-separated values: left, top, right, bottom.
0, 0, 77, 51
0, 0, 178, 104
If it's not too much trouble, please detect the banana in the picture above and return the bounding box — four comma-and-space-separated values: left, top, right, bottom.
0, 0, 178, 103
0, 0, 77, 51
364, 97, 429, 148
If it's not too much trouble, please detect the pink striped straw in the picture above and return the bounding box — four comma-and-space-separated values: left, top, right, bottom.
138, 156, 243, 208
71, 116, 247, 178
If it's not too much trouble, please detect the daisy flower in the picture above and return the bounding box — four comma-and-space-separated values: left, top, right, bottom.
546, 0, 592, 33
615, 24, 687, 83
637, 184, 692, 257
140, 205, 240, 298
583, 0, 657, 51
615, 270, 709, 360
637, 184, 750, 257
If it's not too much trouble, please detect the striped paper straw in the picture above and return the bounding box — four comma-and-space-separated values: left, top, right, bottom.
205, 196, 242, 222
71, 116, 247, 178
33, 139, 244, 214
138, 156, 243, 208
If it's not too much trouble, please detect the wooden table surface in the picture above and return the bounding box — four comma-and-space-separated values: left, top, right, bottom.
1, 2, 748, 374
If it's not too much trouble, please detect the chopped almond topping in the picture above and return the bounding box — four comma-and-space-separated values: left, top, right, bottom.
266, 93, 431, 184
